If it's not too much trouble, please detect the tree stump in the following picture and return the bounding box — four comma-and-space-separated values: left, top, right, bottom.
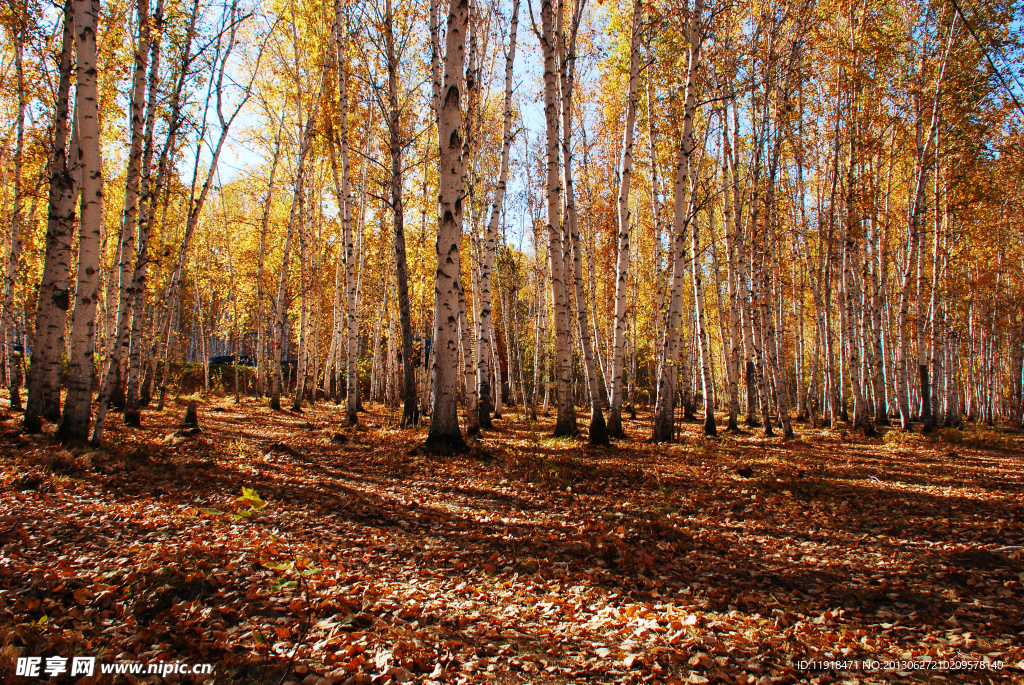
183, 400, 199, 427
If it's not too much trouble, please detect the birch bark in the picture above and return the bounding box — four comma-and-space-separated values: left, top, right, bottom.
555, 1, 606, 443
477, 0, 519, 429
383, 0, 419, 426
897, 18, 955, 430
57, 0, 104, 442
25, 1, 78, 433
1, 0, 26, 409
271, 46, 327, 410
336, 34, 359, 424
652, 0, 702, 442
93, 0, 153, 443
256, 119, 284, 397
426, 0, 470, 454
691, 177, 717, 436
719, 114, 740, 431
291, 179, 310, 411
606, 0, 642, 439
537, 0, 577, 437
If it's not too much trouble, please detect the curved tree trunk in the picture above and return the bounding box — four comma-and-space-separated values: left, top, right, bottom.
129, 0, 236, 424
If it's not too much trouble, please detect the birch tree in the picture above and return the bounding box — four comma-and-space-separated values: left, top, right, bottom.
476, 0, 519, 430
534, 0, 577, 437
24, 0, 78, 433
896, 17, 954, 431
56, 0, 104, 442
255, 116, 285, 397
1, 0, 27, 409
426, 0, 470, 455
334, 4, 359, 425
381, 0, 419, 427
271, 9, 329, 411
652, 0, 702, 443
606, 0, 642, 438
691, 172, 717, 436
92, 0, 154, 444
559, 0, 608, 445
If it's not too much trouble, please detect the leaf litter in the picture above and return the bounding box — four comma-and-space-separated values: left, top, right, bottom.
0, 400, 1022, 684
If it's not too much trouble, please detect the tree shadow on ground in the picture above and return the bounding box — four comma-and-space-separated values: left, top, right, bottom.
2, 401, 1022, 684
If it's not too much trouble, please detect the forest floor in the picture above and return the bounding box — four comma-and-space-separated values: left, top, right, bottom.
1, 397, 1023, 685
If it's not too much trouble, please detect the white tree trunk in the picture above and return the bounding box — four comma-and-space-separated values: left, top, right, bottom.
25, 1, 77, 433
57, 0, 104, 442
719, 112, 740, 431
652, 0, 701, 442
476, 0, 518, 430
1, 6, 26, 409
539, 0, 576, 437
426, 0, 469, 454
271, 13, 332, 409
647, 45, 665, 396
383, 0, 419, 426
256, 118, 285, 397
843, 134, 872, 436
329, 17, 359, 423
92, 0, 152, 443
459, 285, 479, 434
291, 183, 311, 410
691, 174, 717, 436
555, 4, 606, 444
607, 0, 643, 438
136, 0, 246, 419
898, 18, 955, 430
